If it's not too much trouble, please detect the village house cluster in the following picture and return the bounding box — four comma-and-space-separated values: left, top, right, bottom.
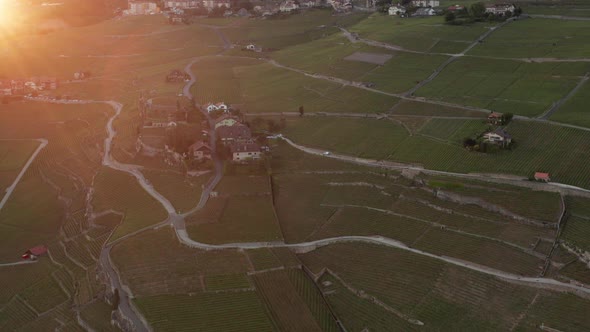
389, 1, 517, 17
209, 108, 263, 163
125, 0, 349, 17
0, 77, 58, 96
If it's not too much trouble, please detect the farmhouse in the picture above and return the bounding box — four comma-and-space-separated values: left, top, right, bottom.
214, 114, 240, 129
231, 142, 261, 162
217, 124, 252, 144
488, 112, 503, 125
534, 172, 551, 182
485, 3, 516, 15
205, 102, 229, 113
411, 0, 439, 7
413, 7, 436, 16
483, 127, 512, 145
22, 245, 47, 260
188, 141, 211, 160
127, 0, 160, 15
279, 0, 299, 12
388, 4, 406, 15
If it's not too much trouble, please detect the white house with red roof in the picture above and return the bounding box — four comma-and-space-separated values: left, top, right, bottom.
22, 245, 48, 260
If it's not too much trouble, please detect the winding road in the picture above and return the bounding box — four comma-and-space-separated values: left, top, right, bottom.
18, 20, 590, 331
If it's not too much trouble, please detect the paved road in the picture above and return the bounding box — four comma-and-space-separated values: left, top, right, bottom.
172, 231, 590, 297
0, 139, 48, 212
0, 260, 37, 267
281, 136, 590, 197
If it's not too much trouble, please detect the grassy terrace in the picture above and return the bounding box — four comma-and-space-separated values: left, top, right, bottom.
348, 14, 490, 54
551, 80, 590, 128
306, 243, 590, 331
143, 169, 209, 213
0, 140, 40, 193
416, 57, 590, 117
253, 269, 339, 332
222, 10, 368, 50
468, 18, 590, 58
187, 195, 283, 244
135, 292, 274, 332
191, 58, 398, 114
272, 33, 449, 93
280, 117, 590, 189
92, 168, 168, 241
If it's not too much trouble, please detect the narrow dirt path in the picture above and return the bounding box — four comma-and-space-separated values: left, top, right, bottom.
0, 139, 48, 212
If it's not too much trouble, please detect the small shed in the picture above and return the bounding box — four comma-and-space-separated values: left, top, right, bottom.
22, 245, 48, 260
534, 172, 551, 182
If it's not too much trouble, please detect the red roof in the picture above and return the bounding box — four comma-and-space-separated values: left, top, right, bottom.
27, 245, 47, 256
488, 112, 502, 118
534, 172, 550, 180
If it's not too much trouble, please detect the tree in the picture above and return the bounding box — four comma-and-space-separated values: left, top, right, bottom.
112, 289, 120, 310
501, 112, 513, 125
299, 106, 304, 117
469, 2, 486, 18
514, 7, 522, 17
445, 11, 456, 22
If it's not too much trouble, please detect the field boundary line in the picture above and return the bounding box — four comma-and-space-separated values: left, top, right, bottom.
0, 139, 48, 212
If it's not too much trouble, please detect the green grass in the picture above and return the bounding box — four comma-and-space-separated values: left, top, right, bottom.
417, 57, 588, 117
418, 118, 487, 142
514, 292, 590, 332
272, 33, 449, 93
215, 175, 271, 196
222, 10, 368, 50
469, 18, 590, 58
246, 249, 283, 271
391, 100, 486, 117
134, 292, 274, 332
79, 301, 118, 332
561, 215, 590, 253
550, 80, 590, 128
187, 195, 282, 244
282, 117, 590, 189
318, 273, 417, 331
204, 274, 251, 291
237, 63, 398, 114
349, 14, 490, 53
92, 168, 168, 241
0, 140, 39, 193
281, 117, 409, 159
253, 269, 333, 332
143, 169, 209, 213
19, 276, 69, 313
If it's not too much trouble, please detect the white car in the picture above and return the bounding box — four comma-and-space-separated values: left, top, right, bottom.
322, 151, 330, 156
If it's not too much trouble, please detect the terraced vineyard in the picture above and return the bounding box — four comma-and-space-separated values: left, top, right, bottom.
253, 269, 338, 332
92, 168, 168, 241
134, 292, 275, 332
